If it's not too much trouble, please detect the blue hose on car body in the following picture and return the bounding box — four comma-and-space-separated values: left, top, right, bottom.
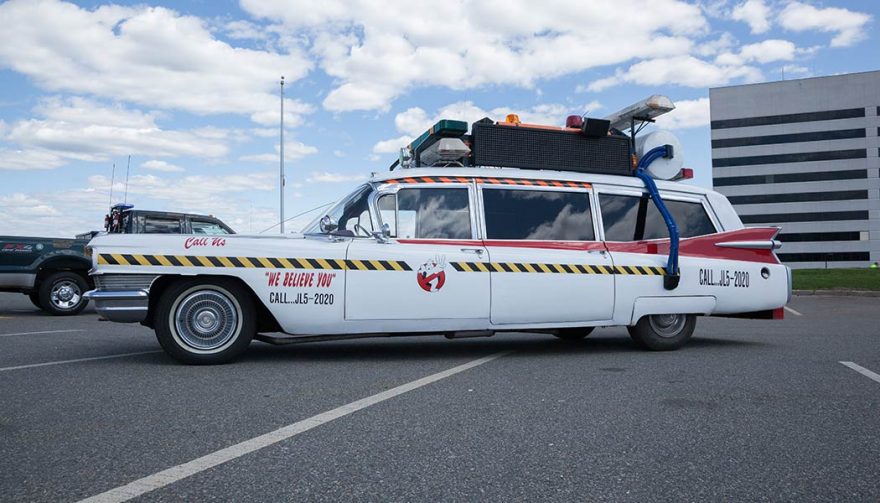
634, 145, 679, 288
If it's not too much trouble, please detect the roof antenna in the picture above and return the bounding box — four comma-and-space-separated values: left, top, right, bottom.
123, 155, 131, 204
108, 162, 116, 208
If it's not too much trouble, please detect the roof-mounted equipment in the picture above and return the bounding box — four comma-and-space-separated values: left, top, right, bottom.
384, 95, 685, 289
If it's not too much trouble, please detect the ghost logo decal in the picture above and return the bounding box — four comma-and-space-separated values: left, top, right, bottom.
417, 256, 446, 292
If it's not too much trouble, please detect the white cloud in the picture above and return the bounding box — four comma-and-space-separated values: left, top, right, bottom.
223, 20, 270, 41
715, 39, 796, 66
738, 39, 796, 63
373, 101, 602, 155
373, 135, 414, 155
654, 97, 710, 129
731, 0, 772, 34
694, 32, 737, 57
0, 0, 313, 124
0, 149, 64, 170
778, 2, 871, 47
1, 97, 229, 167
239, 140, 318, 163
0, 193, 62, 217
141, 159, 184, 172
307, 171, 368, 183
242, 0, 706, 112
781, 64, 810, 76
588, 55, 762, 91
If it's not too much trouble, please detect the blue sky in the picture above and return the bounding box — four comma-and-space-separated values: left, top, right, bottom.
0, 0, 877, 236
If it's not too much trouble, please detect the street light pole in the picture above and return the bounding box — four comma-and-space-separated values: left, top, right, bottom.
279, 75, 285, 234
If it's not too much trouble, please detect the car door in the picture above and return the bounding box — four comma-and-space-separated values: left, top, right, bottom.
596, 187, 722, 320
345, 183, 490, 323
480, 184, 615, 325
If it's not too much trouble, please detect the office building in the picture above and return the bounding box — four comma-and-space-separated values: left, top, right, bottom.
710, 70, 880, 268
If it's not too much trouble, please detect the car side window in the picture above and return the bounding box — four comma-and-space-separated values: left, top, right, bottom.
600, 193, 716, 241
143, 217, 182, 234
483, 188, 595, 240
380, 188, 472, 239
191, 220, 229, 235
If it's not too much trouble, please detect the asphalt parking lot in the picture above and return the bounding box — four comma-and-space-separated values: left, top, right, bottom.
1, 292, 878, 502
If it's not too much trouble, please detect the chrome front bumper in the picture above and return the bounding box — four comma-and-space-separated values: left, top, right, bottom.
84, 289, 149, 323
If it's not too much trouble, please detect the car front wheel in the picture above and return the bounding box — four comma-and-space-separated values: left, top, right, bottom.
154, 279, 256, 364
38, 271, 89, 316
627, 314, 696, 351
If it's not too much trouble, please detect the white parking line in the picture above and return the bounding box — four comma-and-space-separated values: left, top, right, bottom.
0, 351, 162, 372
784, 306, 803, 316
840, 361, 880, 385
0, 329, 86, 338
77, 350, 513, 503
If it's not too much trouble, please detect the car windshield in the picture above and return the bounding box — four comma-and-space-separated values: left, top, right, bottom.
303, 185, 374, 235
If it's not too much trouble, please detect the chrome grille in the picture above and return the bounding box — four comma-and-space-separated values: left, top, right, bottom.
95, 274, 158, 291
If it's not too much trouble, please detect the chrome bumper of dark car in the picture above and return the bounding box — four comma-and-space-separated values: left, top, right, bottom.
84, 289, 149, 323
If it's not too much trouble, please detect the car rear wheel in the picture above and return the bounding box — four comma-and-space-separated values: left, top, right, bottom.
154, 279, 255, 364
553, 327, 595, 341
627, 313, 696, 351
38, 271, 89, 316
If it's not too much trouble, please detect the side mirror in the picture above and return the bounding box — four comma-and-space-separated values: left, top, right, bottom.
319, 215, 338, 234
372, 223, 392, 243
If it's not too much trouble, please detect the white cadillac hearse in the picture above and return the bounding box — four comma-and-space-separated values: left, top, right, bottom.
86, 97, 791, 364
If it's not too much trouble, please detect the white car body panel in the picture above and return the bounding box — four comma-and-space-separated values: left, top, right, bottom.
87, 166, 791, 339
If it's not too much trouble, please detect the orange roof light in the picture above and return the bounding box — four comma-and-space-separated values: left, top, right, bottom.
505, 114, 521, 125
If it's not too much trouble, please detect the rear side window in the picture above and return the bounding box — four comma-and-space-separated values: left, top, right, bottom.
191, 220, 230, 235
600, 193, 715, 241
382, 188, 472, 239
143, 217, 182, 234
483, 189, 594, 240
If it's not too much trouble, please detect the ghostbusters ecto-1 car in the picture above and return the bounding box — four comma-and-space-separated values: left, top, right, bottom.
85, 96, 791, 364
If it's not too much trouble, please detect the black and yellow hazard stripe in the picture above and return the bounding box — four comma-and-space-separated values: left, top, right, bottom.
96, 254, 412, 271
97, 253, 663, 276
451, 261, 665, 275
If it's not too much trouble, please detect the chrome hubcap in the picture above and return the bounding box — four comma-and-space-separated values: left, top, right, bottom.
648, 314, 686, 338
50, 280, 81, 309
174, 290, 238, 351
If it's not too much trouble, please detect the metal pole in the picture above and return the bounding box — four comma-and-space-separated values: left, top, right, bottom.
123, 155, 131, 204
280, 76, 285, 234
109, 163, 115, 207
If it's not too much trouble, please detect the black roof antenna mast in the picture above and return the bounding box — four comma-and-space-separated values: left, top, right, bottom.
123, 155, 131, 204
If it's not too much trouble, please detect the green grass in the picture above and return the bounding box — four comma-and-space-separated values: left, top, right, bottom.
792, 268, 880, 291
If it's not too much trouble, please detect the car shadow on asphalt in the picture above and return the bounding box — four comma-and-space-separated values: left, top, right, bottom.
234, 332, 769, 364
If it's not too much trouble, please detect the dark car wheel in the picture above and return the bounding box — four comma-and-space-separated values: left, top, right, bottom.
38, 271, 89, 316
154, 279, 256, 365
553, 327, 595, 341
627, 314, 696, 351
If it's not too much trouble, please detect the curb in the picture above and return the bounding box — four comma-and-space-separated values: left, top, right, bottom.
793, 289, 880, 297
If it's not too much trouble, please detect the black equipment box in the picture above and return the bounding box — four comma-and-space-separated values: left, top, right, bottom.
471, 122, 632, 175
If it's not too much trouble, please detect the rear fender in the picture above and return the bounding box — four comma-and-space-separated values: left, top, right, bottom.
630, 296, 716, 325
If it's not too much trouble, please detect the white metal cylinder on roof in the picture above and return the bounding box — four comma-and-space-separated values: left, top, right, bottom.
635, 130, 684, 180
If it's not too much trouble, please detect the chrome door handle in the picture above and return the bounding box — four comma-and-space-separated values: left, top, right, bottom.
461, 248, 484, 255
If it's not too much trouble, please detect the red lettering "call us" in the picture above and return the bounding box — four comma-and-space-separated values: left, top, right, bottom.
184, 237, 226, 249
